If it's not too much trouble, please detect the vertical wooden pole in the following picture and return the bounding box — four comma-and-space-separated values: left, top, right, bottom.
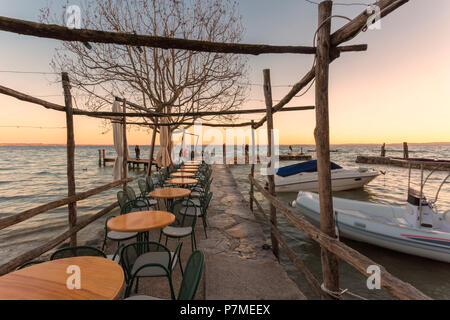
403, 142, 409, 159
315, 0, 339, 298
98, 149, 102, 167
102, 149, 106, 166
62, 72, 77, 247
249, 120, 255, 212
147, 120, 158, 176
223, 143, 226, 165
381, 143, 386, 157
263, 69, 279, 261
122, 100, 128, 191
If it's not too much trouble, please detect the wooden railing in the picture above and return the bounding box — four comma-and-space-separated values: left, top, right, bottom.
0, 177, 133, 275
248, 175, 431, 300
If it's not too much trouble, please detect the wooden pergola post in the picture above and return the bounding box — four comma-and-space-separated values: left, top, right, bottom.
61, 72, 77, 247
122, 100, 128, 190
147, 118, 158, 176
314, 0, 339, 298
249, 120, 256, 213
263, 69, 279, 261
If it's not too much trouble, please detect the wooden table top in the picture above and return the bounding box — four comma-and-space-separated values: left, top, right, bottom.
170, 172, 195, 178
0, 257, 124, 300
166, 178, 198, 185
178, 168, 198, 172
150, 187, 191, 199
107, 210, 175, 233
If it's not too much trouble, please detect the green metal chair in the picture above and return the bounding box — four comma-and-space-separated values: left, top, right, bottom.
159, 199, 198, 252
138, 178, 158, 208
50, 245, 106, 260
121, 241, 183, 299
117, 190, 128, 209
181, 192, 212, 238
124, 250, 204, 300
16, 260, 45, 270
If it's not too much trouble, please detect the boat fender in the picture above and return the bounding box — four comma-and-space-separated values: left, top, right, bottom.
291, 200, 297, 208
334, 210, 340, 240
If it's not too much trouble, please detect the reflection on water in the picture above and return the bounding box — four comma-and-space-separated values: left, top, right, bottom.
229, 144, 450, 300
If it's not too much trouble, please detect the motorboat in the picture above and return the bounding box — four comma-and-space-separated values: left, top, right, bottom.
291, 171, 450, 263
272, 160, 379, 193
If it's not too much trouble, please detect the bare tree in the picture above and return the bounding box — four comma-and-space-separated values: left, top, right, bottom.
41, 0, 248, 132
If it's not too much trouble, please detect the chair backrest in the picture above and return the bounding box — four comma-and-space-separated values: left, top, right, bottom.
50, 246, 106, 260
170, 199, 197, 227
16, 260, 45, 270
120, 199, 149, 214
121, 241, 175, 294
138, 179, 148, 197
146, 175, 155, 192
125, 186, 137, 201
117, 191, 129, 208
201, 192, 213, 214
177, 250, 204, 300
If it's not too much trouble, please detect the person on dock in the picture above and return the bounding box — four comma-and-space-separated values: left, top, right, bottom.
135, 145, 141, 160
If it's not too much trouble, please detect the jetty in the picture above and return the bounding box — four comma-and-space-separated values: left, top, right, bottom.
356, 143, 450, 171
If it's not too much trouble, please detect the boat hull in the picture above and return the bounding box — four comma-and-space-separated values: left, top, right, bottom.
293, 192, 450, 263
275, 170, 378, 193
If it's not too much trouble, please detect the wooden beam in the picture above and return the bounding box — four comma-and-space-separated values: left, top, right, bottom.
0, 202, 119, 276
62, 72, 77, 247
147, 119, 158, 176
0, 15, 366, 56
249, 175, 431, 300
263, 69, 279, 261
0, 178, 133, 231
122, 100, 128, 190
315, 0, 339, 298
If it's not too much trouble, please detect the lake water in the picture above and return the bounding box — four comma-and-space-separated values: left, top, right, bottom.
0, 144, 449, 299
229, 144, 450, 300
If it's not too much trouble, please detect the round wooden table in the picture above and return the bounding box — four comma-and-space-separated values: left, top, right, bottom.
150, 187, 191, 210
178, 168, 198, 173
166, 178, 198, 186
0, 257, 124, 300
107, 210, 175, 233
170, 172, 195, 178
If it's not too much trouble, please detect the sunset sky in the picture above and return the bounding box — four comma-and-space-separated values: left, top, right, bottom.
0, 0, 449, 146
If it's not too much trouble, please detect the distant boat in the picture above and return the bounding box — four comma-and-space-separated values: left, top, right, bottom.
292, 187, 450, 263
271, 160, 379, 193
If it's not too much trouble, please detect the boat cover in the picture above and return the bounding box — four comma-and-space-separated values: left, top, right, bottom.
276, 160, 342, 177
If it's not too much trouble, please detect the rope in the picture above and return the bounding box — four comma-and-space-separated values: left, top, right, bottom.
321, 283, 368, 300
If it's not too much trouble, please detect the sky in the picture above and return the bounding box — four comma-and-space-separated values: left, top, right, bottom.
0, 0, 449, 146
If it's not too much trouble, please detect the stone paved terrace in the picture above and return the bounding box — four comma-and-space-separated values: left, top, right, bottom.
94, 164, 305, 300
198, 164, 305, 300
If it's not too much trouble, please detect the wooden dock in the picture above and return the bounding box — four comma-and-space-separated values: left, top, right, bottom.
356, 155, 450, 171
99, 150, 158, 170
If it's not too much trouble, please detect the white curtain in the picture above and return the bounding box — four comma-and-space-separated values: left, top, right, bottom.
112, 100, 128, 180
156, 118, 171, 167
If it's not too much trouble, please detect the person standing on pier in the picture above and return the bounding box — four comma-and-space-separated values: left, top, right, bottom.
135, 145, 141, 160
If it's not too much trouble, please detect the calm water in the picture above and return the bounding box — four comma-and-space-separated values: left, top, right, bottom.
229, 144, 450, 300
0, 144, 449, 299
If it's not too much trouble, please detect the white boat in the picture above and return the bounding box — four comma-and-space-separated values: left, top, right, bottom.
292, 176, 450, 263
272, 160, 379, 193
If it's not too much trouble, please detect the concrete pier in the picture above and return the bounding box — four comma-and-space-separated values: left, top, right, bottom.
198, 165, 305, 299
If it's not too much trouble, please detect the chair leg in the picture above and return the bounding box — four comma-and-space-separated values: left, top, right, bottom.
165, 235, 168, 246
158, 230, 163, 243
168, 276, 176, 300
202, 216, 208, 238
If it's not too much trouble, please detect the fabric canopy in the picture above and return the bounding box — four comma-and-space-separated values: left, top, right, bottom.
276, 160, 342, 177
156, 117, 171, 167
112, 100, 128, 180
